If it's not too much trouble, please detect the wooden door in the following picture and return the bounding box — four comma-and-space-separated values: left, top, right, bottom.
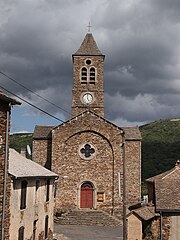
80, 182, 93, 208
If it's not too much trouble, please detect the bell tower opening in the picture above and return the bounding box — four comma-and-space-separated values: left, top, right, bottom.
72, 33, 105, 117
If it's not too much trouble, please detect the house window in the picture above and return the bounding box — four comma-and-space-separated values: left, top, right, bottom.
35, 180, 40, 204
54, 180, 58, 198
89, 67, 96, 84
46, 179, 50, 202
36, 180, 40, 191
33, 220, 37, 240
81, 67, 87, 83
20, 180, 27, 210
45, 215, 49, 239
18, 226, 24, 240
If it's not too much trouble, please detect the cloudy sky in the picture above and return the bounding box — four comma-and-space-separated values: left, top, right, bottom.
1, 0, 180, 133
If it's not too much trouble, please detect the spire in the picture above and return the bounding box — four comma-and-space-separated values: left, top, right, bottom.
73, 33, 103, 56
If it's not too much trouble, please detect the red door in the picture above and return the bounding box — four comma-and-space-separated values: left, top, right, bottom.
80, 182, 93, 208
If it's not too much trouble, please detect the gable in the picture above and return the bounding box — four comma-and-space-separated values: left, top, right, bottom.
33, 111, 141, 142
52, 111, 123, 142
146, 165, 180, 182
33, 125, 54, 139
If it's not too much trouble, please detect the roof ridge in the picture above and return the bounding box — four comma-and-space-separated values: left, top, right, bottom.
161, 168, 178, 179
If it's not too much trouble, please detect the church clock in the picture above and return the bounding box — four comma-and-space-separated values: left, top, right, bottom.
81, 92, 93, 105
72, 32, 105, 117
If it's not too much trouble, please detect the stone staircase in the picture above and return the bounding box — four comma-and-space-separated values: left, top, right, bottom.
54, 209, 122, 226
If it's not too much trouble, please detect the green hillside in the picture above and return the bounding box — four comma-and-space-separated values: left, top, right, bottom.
9, 118, 180, 181
10, 133, 33, 154
140, 118, 180, 180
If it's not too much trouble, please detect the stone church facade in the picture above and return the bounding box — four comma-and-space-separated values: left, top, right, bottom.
33, 33, 141, 219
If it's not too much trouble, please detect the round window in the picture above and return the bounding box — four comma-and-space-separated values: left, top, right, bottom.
86, 59, 91, 65
79, 143, 96, 160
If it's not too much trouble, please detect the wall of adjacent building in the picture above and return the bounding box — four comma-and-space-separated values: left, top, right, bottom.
32, 139, 52, 169
125, 140, 141, 207
127, 214, 142, 240
9, 177, 55, 240
0, 101, 11, 240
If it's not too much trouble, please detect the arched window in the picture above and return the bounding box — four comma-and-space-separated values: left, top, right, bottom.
89, 67, 96, 84
20, 180, 27, 210
18, 226, 24, 240
81, 67, 87, 83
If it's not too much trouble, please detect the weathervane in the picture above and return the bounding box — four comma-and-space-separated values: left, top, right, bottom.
87, 22, 92, 32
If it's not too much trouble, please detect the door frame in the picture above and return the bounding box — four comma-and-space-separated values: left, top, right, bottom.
77, 180, 97, 209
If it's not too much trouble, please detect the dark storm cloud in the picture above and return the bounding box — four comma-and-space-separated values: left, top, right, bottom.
1, 0, 180, 125
93, 0, 180, 123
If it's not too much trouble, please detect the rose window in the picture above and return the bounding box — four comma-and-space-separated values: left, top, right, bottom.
79, 144, 96, 160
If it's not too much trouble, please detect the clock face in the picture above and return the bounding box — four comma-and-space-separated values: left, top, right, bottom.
82, 93, 93, 104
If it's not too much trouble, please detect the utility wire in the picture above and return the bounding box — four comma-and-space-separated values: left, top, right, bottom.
0, 84, 65, 123
0, 71, 71, 115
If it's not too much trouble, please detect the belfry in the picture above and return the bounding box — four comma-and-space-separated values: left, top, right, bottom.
33, 32, 141, 220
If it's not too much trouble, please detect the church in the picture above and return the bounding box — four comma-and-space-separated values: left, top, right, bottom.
32, 32, 141, 219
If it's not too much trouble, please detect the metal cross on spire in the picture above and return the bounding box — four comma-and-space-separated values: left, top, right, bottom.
87, 22, 92, 32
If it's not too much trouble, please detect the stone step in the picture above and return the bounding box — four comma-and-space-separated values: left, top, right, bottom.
55, 209, 122, 226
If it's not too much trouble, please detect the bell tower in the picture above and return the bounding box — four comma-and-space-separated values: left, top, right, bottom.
72, 33, 105, 117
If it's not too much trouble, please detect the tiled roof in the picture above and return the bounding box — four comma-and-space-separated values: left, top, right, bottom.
0, 90, 21, 105
122, 127, 141, 140
9, 148, 58, 178
33, 111, 141, 140
155, 179, 180, 211
128, 206, 158, 221
33, 125, 54, 139
73, 33, 104, 56
146, 165, 180, 182
146, 162, 180, 211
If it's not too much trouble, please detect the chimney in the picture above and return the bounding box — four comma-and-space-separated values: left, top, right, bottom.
175, 159, 180, 168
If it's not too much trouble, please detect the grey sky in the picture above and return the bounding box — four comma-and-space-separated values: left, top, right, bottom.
1, 0, 180, 129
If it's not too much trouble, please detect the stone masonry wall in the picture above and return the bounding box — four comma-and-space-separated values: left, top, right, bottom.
32, 139, 52, 170
32, 113, 141, 219
72, 56, 104, 117
51, 112, 124, 218
125, 140, 141, 206
0, 102, 11, 240
144, 215, 172, 240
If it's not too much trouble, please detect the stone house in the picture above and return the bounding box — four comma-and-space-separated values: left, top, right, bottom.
0, 90, 20, 240
8, 148, 58, 240
127, 160, 180, 240
32, 32, 141, 220
127, 205, 159, 240
146, 160, 180, 240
